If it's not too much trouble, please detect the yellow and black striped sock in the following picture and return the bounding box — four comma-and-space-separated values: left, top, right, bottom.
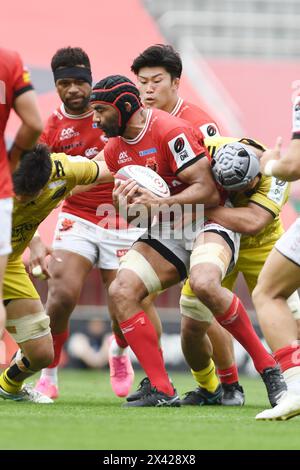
191, 359, 220, 393
0, 368, 23, 394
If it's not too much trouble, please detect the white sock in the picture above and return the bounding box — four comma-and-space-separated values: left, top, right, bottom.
283, 366, 300, 393
110, 336, 128, 356
40, 367, 58, 385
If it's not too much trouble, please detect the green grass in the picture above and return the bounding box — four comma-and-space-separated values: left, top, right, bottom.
0, 370, 299, 450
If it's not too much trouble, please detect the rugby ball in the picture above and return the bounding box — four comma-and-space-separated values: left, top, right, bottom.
115, 165, 170, 198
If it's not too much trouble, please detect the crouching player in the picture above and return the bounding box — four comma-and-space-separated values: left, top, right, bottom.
180, 137, 297, 407
0, 144, 112, 402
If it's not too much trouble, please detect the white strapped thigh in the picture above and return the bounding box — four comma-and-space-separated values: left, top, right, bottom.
6, 311, 50, 343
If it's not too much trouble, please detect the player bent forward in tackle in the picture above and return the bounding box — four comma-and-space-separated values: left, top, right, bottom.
252, 103, 300, 420
180, 137, 299, 407
127, 43, 244, 406
0, 144, 112, 403
90, 74, 285, 407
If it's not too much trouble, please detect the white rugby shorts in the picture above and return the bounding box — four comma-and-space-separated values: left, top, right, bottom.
136, 218, 240, 280
275, 217, 300, 268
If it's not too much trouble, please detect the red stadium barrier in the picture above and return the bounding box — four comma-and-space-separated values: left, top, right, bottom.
0, 330, 18, 369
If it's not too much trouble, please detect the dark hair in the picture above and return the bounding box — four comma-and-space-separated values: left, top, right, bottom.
51, 47, 91, 72
131, 44, 182, 80
13, 144, 52, 195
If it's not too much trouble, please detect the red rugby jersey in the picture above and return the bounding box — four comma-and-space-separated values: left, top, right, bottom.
171, 97, 227, 201
0, 48, 33, 199
40, 104, 115, 226
171, 97, 220, 138
104, 108, 208, 195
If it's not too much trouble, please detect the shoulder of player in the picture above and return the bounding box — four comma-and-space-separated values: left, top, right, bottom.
43, 108, 81, 136
49, 153, 97, 185
256, 174, 273, 192
50, 152, 78, 176
103, 137, 120, 152
152, 108, 194, 135
0, 49, 23, 83
0, 48, 20, 67
178, 100, 211, 121
50, 152, 92, 164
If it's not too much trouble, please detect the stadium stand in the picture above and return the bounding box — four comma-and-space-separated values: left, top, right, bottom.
144, 0, 300, 58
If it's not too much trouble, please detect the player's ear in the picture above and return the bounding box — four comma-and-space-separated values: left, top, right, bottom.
124, 101, 132, 113
172, 77, 180, 90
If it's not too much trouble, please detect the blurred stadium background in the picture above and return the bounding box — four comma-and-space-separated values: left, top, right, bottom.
1, 0, 300, 373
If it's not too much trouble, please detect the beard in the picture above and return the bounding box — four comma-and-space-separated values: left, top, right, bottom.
98, 120, 121, 138
64, 95, 90, 113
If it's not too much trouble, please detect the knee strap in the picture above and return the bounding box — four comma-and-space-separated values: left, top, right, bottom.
6, 311, 50, 343
190, 243, 230, 280
180, 294, 214, 323
118, 249, 162, 294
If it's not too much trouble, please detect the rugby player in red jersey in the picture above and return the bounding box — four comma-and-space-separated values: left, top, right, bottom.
33, 48, 158, 399
0, 47, 42, 338
127, 44, 245, 406
89, 75, 284, 407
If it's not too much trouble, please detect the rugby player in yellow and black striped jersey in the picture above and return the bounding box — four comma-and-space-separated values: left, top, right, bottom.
180, 136, 300, 406
0, 144, 112, 403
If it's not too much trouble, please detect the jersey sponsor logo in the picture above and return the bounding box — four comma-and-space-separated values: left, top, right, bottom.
22, 67, 31, 84
121, 315, 145, 334
59, 127, 80, 141
145, 156, 158, 172
59, 218, 75, 231
116, 248, 129, 258
0, 80, 6, 104
267, 177, 288, 205
168, 132, 196, 168
200, 123, 219, 138
54, 160, 66, 178
55, 142, 83, 153
275, 179, 287, 187
85, 147, 98, 158
118, 151, 132, 164
12, 222, 38, 242
174, 137, 185, 153
138, 147, 157, 157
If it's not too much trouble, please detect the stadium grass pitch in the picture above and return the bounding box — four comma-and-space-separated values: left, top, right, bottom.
0, 369, 299, 450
